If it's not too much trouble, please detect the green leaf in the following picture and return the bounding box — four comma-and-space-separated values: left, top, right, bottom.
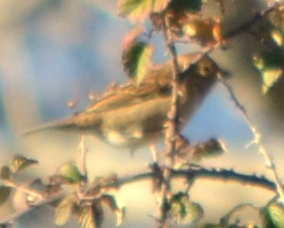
0, 166, 11, 180
271, 29, 284, 46
171, 199, 187, 220
181, 199, 203, 224
58, 163, 84, 184
55, 194, 76, 226
12, 155, 38, 172
76, 206, 97, 228
261, 202, 284, 228
170, 192, 203, 224
261, 69, 283, 94
170, 192, 188, 220
254, 51, 284, 71
254, 50, 284, 94
0, 186, 11, 206
122, 40, 153, 83
167, 0, 203, 14
118, 0, 170, 23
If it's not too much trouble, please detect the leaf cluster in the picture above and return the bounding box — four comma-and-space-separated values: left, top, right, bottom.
0, 156, 38, 207
253, 5, 284, 93
119, 0, 223, 83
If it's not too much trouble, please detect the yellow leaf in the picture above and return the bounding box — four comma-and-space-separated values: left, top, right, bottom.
55, 194, 76, 226
262, 69, 283, 94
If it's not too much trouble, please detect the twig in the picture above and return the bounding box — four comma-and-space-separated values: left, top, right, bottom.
221, 79, 284, 204
0, 192, 65, 226
219, 203, 260, 226
1, 179, 43, 199
223, 2, 284, 39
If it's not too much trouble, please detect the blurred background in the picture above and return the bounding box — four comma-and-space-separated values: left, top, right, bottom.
0, 0, 284, 227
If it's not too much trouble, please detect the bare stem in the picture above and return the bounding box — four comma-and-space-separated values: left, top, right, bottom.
78, 135, 88, 181
221, 80, 284, 203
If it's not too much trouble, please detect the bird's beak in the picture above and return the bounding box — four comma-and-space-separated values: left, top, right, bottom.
217, 69, 230, 80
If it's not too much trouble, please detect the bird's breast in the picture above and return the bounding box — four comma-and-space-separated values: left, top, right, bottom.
100, 96, 171, 147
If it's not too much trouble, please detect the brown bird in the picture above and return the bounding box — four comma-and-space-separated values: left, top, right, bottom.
24, 53, 220, 150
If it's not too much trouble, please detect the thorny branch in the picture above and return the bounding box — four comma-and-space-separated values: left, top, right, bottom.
153, 2, 284, 226
223, 2, 284, 39
157, 13, 180, 228
0, 167, 277, 226
220, 0, 284, 205
157, 15, 219, 228
221, 80, 284, 204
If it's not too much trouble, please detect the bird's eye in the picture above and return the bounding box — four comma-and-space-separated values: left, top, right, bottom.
159, 85, 172, 96
198, 64, 212, 77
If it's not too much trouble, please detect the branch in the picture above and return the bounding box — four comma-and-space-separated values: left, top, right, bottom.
0, 167, 276, 226
157, 13, 180, 228
1, 179, 43, 199
221, 80, 284, 204
0, 192, 65, 227
105, 168, 276, 192
224, 2, 284, 39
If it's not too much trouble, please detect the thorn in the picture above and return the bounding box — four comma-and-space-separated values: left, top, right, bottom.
245, 140, 255, 149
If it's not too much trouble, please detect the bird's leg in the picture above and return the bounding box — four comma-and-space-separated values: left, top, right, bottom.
150, 144, 158, 163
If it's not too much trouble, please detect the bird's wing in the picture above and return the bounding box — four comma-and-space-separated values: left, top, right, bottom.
84, 54, 197, 114
86, 80, 171, 113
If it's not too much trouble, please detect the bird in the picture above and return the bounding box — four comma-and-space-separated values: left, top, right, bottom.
23, 53, 221, 151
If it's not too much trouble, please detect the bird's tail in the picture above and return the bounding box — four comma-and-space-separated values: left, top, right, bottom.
22, 117, 78, 136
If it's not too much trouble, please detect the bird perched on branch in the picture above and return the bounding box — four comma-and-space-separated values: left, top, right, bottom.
24, 53, 221, 150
